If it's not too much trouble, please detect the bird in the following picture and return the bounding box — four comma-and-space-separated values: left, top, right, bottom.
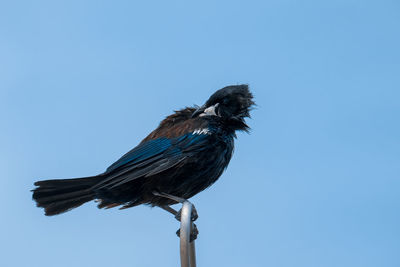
32, 84, 254, 216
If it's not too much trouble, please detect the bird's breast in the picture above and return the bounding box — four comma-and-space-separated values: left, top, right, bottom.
176, 131, 234, 195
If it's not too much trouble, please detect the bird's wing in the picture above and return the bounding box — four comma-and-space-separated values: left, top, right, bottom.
95, 133, 211, 189
105, 138, 172, 173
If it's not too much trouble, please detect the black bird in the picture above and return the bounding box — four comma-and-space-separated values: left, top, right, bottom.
32, 85, 254, 216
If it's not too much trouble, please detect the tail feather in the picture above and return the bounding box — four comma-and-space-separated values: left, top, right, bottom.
32, 175, 103, 216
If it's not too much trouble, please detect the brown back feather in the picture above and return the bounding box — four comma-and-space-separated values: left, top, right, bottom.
141, 107, 207, 142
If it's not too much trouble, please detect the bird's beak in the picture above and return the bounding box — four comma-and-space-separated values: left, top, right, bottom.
192, 105, 206, 118
192, 103, 220, 118
200, 103, 219, 117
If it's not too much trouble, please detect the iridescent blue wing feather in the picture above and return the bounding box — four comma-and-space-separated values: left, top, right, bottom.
95, 133, 211, 190
105, 138, 173, 173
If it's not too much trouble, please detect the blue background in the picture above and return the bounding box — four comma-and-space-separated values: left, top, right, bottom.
1, 1, 399, 266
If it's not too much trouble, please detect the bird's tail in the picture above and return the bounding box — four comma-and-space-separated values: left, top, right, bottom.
32, 175, 103, 216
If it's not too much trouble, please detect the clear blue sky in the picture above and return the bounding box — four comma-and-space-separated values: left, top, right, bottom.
1, 1, 399, 266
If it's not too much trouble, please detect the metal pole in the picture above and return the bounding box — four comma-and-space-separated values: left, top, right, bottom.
189, 237, 196, 267
180, 201, 196, 267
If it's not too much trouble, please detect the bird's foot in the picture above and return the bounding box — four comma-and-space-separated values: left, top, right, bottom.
176, 223, 199, 242
155, 191, 199, 241
175, 204, 198, 222
155, 191, 198, 221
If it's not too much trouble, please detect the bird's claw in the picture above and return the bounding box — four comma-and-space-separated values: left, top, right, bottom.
176, 223, 199, 242
175, 205, 198, 222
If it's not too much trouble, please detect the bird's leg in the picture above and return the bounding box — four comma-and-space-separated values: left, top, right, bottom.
153, 191, 198, 221
159, 205, 178, 217
154, 191, 199, 241
153, 191, 186, 203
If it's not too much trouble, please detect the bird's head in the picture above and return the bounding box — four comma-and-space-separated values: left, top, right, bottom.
192, 84, 255, 132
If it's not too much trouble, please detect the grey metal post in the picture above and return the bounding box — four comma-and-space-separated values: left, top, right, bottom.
180, 201, 197, 267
